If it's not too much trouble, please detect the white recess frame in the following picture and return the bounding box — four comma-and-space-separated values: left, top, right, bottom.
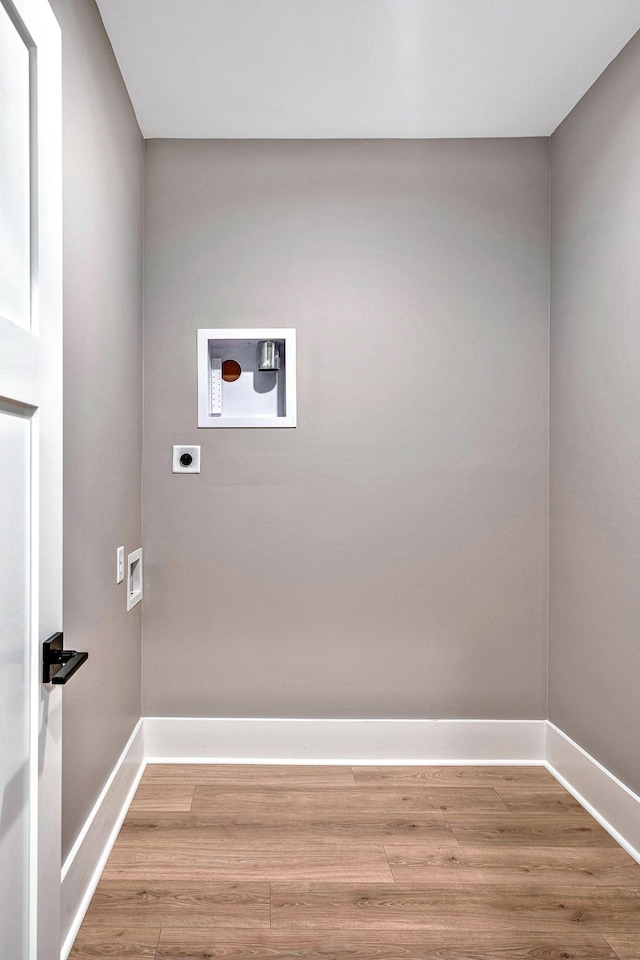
197, 328, 297, 428
126, 548, 143, 611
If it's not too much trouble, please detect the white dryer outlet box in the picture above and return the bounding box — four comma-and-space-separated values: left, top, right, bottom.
127, 548, 143, 611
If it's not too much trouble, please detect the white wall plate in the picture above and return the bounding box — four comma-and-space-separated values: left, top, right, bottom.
116, 546, 124, 583
172, 445, 200, 473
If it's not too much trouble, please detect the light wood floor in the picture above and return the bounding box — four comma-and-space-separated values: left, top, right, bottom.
70, 764, 640, 959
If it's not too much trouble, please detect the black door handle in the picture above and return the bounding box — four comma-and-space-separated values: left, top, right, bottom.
43, 632, 88, 684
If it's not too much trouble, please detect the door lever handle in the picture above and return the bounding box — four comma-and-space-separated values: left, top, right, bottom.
43, 632, 88, 684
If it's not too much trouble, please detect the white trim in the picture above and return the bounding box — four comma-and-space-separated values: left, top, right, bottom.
545, 722, 640, 865
60, 720, 145, 960
143, 717, 546, 764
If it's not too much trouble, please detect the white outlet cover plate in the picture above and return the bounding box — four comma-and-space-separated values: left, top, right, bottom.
116, 545, 125, 584
172, 445, 201, 473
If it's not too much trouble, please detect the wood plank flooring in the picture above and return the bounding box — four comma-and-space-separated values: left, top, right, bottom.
70, 764, 640, 959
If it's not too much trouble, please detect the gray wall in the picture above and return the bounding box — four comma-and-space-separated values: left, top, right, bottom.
550, 31, 640, 795
50, 0, 144, 858
143, 138, 549, 719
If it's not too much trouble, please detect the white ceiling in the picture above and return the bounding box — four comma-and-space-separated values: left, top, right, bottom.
95, 0, 640, 139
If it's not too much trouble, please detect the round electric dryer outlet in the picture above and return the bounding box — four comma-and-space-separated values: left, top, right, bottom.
172, 445, 200, 473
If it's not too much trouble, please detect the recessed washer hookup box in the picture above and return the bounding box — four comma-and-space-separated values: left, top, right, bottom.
197, 328, 296, 428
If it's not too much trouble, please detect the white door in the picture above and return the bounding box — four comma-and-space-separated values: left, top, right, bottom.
0, 0, 62, 957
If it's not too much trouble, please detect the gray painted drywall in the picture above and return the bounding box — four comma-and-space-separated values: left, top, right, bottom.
143, 138, 549, 719
50, 0, 144, 859
549, 31, 640, 795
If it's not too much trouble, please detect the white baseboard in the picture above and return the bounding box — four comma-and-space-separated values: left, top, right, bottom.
60, 720, 146, 960
143, 717, 546, 764
59, 714, 640, 960
545, 721, 640, 865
